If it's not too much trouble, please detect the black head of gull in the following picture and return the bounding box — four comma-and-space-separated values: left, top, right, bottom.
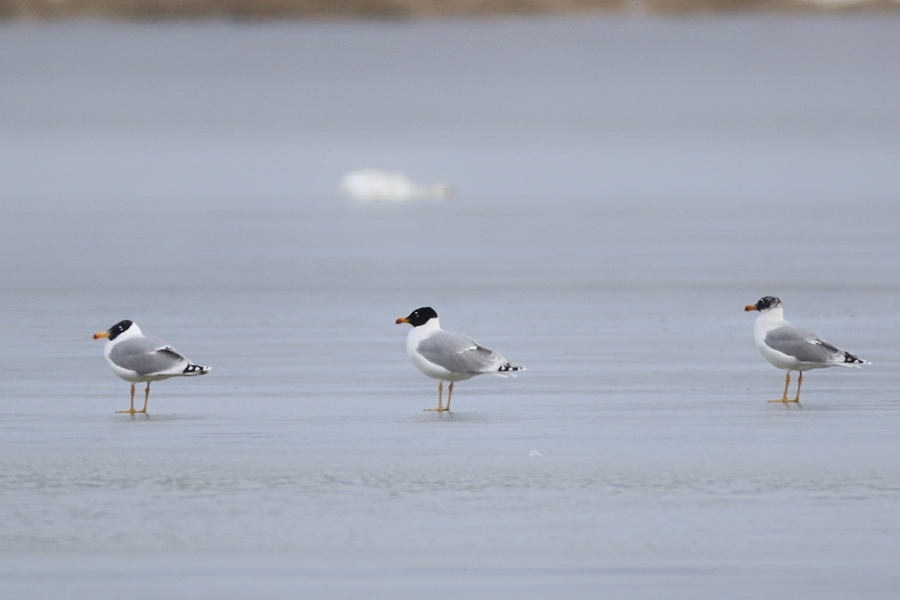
745, 296, 781, 312
93, 319, 135, 340
395, 307, 438, 327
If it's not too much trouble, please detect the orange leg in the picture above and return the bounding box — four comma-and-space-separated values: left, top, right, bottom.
768, 372, 791, 403
446, 382, 454, 412
116, 384, 137, 414
425, 381, 446, 412
137, 382, 151, 413
791, 372, 803, 403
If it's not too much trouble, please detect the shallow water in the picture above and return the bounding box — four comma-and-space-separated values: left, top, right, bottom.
1, 15, 899, 599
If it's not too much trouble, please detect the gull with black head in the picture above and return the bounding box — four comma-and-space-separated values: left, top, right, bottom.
93, 320, 210, 414
396, 307, 524, 412
745, 296, 868, 403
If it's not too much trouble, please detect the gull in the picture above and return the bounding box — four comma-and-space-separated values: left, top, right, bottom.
93, 320, 210, 414
745, 296, 868, 403
339, 169, 452, 201
396, 307, 523, 412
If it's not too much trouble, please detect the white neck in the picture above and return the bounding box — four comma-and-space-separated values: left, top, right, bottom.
420, 317, 440, 331
115, 323, 144, 342
407, 317, 441, 348
755, 306, 785, 333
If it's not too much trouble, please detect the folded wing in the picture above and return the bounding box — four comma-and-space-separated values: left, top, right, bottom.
417, 331, 505, 374
109, 337, 189, 376
764, 323, 843, 365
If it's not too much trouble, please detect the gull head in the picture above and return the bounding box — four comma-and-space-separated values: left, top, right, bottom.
396, 307, 438, 327
93, 319, 136, 341
745, 296, 782, 313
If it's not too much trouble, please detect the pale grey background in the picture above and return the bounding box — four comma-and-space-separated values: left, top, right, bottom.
1, 15, 899, 598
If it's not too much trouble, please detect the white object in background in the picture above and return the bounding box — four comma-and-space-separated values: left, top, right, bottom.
339, 169, 453, 201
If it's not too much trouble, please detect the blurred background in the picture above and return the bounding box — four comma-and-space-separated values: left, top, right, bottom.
2, 0, 899, 19
2, 2, 899, 599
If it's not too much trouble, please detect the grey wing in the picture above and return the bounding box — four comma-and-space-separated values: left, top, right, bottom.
109, 337, 188, 375
417, 331, 504, 374
764, 323, 842, 364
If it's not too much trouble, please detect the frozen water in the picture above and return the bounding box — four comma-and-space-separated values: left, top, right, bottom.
1, 15, 899, 599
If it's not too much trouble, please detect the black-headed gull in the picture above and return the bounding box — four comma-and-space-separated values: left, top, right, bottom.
745, 296, 867, 403
396, 307, 523, 412
93, 320, 210, 414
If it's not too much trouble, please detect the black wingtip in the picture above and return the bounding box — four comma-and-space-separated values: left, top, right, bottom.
183, 364, 211, 375
843, 352, 868, 365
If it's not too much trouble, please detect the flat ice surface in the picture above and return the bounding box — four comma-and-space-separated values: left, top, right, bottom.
1, 15, 899, 599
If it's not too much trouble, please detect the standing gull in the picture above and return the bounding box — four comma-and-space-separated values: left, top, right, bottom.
745, 296, 868, 403
93, 320, 210, 414
396, 307, 523, 412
